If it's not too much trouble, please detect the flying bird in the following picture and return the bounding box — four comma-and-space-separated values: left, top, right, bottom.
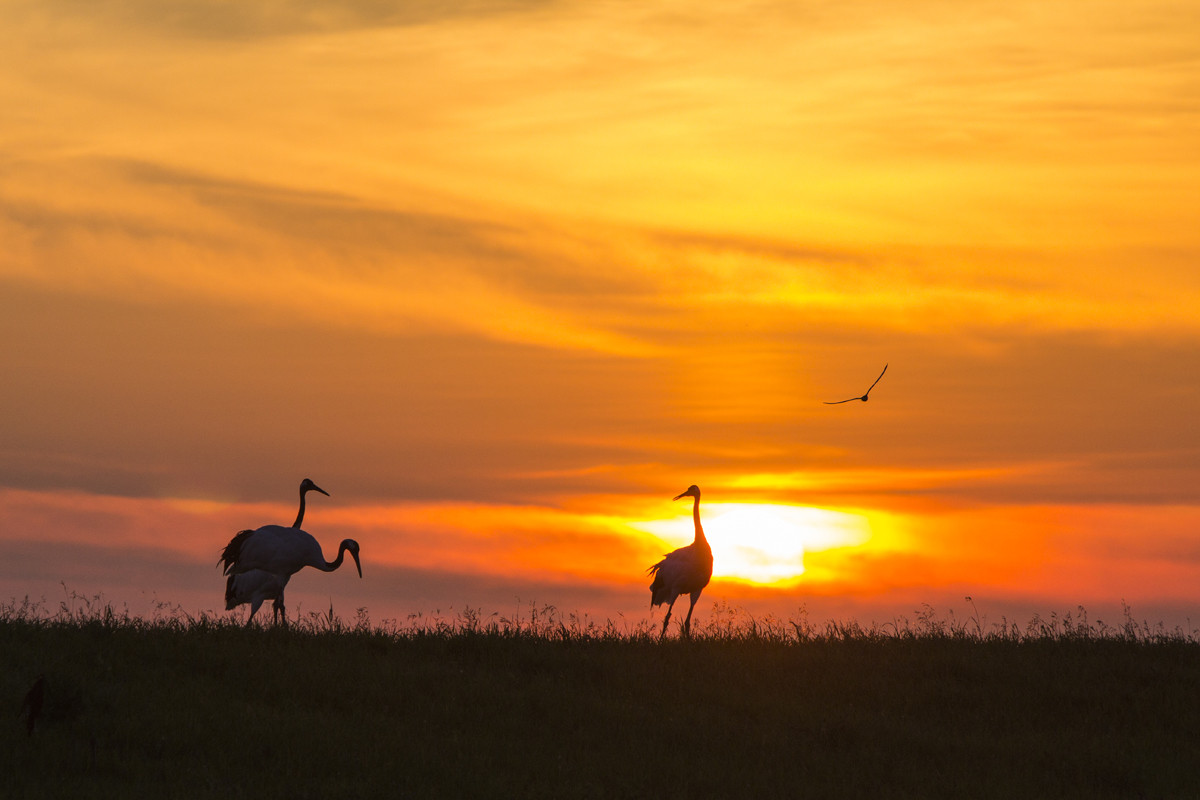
219, 478, 336, 625
647, 485, 714, 638
824, 363, 888, 404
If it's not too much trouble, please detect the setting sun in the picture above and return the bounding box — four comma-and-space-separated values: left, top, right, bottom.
634, 503, 872, 586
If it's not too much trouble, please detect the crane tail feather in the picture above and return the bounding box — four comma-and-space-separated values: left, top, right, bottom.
218, 529, 256, 574
647, 560, 671, 607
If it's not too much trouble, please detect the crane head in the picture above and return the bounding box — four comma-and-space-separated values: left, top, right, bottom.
673, 485, 701, 501
341, 539, 363, 578
301, 478, 330, 497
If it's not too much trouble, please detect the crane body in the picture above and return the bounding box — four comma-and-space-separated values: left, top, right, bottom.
219, 524, 361, 580
647, 485, 713, 638
225, 570, 290, 624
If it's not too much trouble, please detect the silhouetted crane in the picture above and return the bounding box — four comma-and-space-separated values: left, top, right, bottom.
224, 570, 290, 625
219, 526, 362, 588
221, 478, 334, 625
824, 363, 888, 404
647, 485, 713, 638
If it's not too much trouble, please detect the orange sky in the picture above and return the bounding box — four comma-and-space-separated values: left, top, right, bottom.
2, 0, 1198, 629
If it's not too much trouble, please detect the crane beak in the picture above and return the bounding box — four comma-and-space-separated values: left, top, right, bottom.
351, 549, 362, 578
312, 484, 330, 497
673, 492, 687, 501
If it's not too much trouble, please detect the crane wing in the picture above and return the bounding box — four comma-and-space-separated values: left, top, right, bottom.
224, 525, 319, 576
648, 544, 712, 605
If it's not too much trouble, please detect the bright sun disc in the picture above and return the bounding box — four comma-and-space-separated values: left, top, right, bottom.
636, 503, 871, 586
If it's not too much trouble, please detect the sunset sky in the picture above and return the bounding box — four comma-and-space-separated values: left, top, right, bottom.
2, 0, 1198, 630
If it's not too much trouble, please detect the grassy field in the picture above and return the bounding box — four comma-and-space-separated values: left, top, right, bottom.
4, 595, 1200, 799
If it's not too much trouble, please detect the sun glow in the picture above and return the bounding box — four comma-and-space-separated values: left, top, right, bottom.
635, 503, 872, 586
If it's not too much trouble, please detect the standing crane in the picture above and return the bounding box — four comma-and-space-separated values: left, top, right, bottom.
219, 527, 361, 595
647, 485, 713, 638
224, 570, 291, 626
221, 478, 334, 624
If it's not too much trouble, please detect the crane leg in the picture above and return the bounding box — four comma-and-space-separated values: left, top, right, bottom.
247, 596, 264, 627
681, 590, 702, 638
660, 598, 677, 638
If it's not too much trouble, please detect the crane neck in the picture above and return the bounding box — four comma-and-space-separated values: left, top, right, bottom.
317, 540, 353, 573
690, 495, 707, 546
318, 544, 344, 572
293, 488, 308, 528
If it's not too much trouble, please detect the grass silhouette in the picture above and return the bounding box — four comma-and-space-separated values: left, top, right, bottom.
4, 591, 1200, 798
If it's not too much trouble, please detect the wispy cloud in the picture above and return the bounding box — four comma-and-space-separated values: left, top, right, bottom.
5, 0, 557, 39
0, 157, 662, 355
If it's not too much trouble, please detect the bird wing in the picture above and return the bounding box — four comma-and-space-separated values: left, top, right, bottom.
226, 570, 289, 609
228, 570, 287, 598
648, 551, 690, 605
647, 544, 712, 603
218, 529, 256, 573
228, 525, 318, 575
864, 363, 888, 394
824, 364, 888, 404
